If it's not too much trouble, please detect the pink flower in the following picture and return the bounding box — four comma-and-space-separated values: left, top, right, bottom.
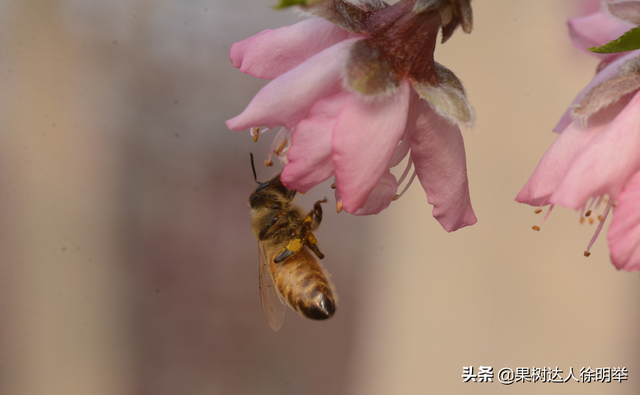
226, 0, 477, 232
516, 2, 640, 271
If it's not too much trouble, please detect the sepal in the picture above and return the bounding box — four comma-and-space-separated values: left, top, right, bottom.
413, 0, 473, 43
606, 1, 640, 25
572, 58, 640, 123
411, 62, 474, 127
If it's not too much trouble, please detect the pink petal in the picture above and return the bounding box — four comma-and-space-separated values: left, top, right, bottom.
608, 170, 640, 271
335, 171, 398, 215
332, 81, 411, 213
553, 50, 640, 133
552, 91, 640, 209
226, 38, 361, 131
281, 93, 350, 193
387, 92, 420, 167
230, 18, 351, 80
568, 11, 635, 57
516, 120, 604, 206
410, 101, 476, 232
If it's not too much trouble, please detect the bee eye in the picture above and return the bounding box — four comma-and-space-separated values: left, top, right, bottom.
249, 193, 267, 209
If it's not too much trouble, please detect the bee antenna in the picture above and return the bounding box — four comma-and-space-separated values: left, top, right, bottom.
250, 153, 260, 184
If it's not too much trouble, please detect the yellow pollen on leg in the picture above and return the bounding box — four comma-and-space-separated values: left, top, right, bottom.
284, 238, 303, 254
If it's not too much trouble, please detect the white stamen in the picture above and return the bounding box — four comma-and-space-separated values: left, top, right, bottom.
266, 127, 291, 166
250, 126, 270, 142
394, 170, 417, 201
396, 156, 414, 186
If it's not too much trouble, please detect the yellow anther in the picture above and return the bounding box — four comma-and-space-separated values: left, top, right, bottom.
251, 127, 260, 142
336, 201, 343, 213
534, 208, 542, 214
532, 225, 540, 231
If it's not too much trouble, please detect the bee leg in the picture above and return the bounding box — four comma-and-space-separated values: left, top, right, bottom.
258, 212, 283, 240
306, 198, 327, 231
304, 229, 325, 260
274, 218, 313, 263
306, 240, 324, 260
274, 236, 304, 263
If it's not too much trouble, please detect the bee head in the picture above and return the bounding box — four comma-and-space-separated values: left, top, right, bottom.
250, 173, 297, 209
249, 154, 296, 209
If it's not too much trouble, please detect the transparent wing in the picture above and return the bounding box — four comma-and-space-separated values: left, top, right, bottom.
258, 243, 286, 331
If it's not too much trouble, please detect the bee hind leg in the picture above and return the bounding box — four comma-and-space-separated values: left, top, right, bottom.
275, 199, 327, 263
303, 223, 324, 260
306, 238, 324, 260
274, 236, 304, 263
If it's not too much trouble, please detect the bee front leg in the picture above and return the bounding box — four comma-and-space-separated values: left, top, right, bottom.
258, 212, 283, 240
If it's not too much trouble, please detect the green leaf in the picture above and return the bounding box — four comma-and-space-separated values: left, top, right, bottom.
273, 0, 306, 9
588, 25, 640, 54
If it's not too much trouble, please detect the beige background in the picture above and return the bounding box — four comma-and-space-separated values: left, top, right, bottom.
0, 0, 637, 394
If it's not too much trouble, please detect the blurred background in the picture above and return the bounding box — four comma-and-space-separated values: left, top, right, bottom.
0, 0, 637, 394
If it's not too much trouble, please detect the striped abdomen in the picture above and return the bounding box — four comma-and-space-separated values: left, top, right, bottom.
270, 247, 336, 320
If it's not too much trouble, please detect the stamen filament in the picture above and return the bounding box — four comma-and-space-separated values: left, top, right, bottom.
275, 138, 288, 155
393, 170, 417, 201
396, 156, 414, 186
584, 200, 613, 257
266, 127, 291, 166
532, 204, 555, 231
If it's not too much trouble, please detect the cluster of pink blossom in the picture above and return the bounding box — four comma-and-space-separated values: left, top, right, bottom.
516, 1, 640, 271
228, 0, 640, 271
227, 0, 476, 232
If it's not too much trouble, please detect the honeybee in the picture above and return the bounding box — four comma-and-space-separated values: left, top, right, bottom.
249, 155, 337, 330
